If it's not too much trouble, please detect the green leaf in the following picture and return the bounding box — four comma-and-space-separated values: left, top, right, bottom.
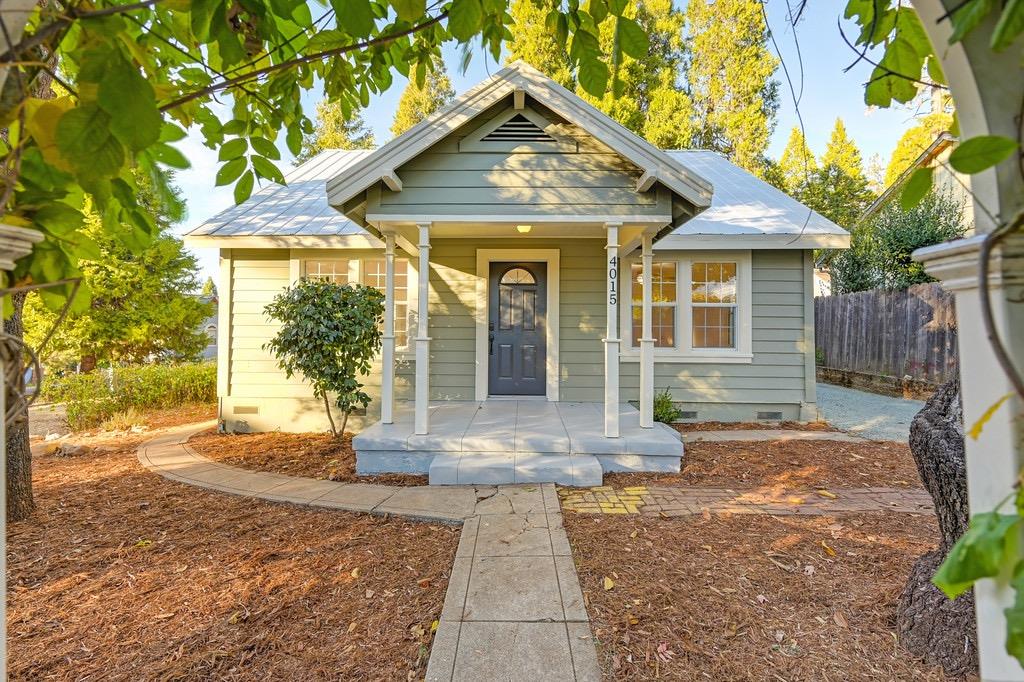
33, 203, 85, 237
218, 137, 248, 161
926, 55, 946, 86
616, 17, 648, 59
151, 142, 191, 169
98, 55, 161, 151
895, 8, 932, 58
448, 0, 483, 41
286, 122, 303, 157
55, 106, 125, 176
159, 122, 188, 143
251, 155, 285, 183
250, 137, 281, 160
216, 156, 248, 186
337, 0, 375, 36
900, 167, 934, 210
933, 512, 1020, 599
991, 0, 1024, 51
607, 0, 627, 15
949, 135, 1019, 174
864, 38, 921, 107
234, 170, 255, 204
576, 57, 609, 97
222, 119, 247, 135
949, 0, 999, 44
1004, 562, 1024, 662
587, 0, 608, 23
390, 0, 426, 22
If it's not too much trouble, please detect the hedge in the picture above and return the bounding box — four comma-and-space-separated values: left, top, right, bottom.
43, 362, 216, 430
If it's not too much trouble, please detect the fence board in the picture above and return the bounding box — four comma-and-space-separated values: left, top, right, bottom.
815, 283, 958, 388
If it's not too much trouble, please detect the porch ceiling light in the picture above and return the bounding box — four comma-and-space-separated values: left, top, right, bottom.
516, 224, 532, 234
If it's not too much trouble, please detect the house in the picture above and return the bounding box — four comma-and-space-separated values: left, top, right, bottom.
185, 62, 848, 485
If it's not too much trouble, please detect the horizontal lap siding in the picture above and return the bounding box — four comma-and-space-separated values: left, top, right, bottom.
621, 250, 809, 410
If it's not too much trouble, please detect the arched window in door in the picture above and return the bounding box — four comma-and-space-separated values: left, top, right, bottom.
499, 267, 536, 285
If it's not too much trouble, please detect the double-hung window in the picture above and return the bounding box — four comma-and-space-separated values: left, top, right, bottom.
630, 261, 677, 348
691, 262, 738, 349
304, 259, 350, 284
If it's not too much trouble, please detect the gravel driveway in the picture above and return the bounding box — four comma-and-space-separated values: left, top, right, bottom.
816, 383, 925, 442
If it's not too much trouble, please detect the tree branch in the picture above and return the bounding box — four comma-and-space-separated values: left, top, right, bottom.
159, 12, 448, 112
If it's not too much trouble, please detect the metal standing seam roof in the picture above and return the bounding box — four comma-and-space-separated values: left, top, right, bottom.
186, 148, 846, 240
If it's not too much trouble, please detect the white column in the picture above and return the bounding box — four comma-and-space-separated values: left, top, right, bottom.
639, 234, 655, 428
414, 222, 431, 435
603, 222, 621, 438
381, 232, 396, 424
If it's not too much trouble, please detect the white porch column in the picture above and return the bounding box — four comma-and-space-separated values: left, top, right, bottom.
603, 222, 621, 438
639, 235, 655, 428
414, 222, 431, 435
381, 232, 396, 424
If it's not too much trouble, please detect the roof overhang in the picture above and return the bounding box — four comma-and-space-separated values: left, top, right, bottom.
656, 232, 851, 251
326, 61, 713, 236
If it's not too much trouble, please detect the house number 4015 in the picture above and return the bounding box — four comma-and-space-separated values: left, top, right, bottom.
608, 256, 618, 306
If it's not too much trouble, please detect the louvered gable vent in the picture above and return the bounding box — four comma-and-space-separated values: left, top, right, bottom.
481, 113, 556, 143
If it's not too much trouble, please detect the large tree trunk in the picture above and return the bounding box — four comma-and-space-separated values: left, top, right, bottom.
896, 377, 977, 676
4, 292, 34, 521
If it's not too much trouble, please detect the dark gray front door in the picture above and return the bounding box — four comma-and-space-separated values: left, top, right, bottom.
488, 262, 546, 396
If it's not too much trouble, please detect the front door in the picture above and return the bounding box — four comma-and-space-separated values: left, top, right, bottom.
488, 262, 546, 396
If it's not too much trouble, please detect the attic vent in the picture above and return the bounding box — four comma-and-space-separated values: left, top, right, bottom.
481, 114, 555, 143
756, 411, 784, 421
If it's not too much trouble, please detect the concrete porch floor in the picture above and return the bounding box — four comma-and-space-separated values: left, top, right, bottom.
353, 401, 684, 486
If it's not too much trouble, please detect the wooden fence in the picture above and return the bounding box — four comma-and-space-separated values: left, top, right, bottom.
814, 283, 959, 392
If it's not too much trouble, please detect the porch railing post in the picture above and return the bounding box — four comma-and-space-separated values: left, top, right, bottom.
414, 222, 431, 435
639, 234, 654, 428
604, 222, 621, 438
381, 231, 396, 424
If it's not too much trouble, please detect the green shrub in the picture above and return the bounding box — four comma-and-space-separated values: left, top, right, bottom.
653, 388, 683, 424
43, 362, 216, 430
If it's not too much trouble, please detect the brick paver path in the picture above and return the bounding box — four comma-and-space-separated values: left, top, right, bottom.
558, 484, 933, 516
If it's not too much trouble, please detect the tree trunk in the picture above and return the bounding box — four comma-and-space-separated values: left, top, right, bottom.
5, 292, 35, 521
340, 409, 350, 438
321, 393, 337, 436
896, 377, 977, 677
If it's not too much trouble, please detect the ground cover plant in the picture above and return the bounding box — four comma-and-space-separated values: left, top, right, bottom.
9, 417, 458, 680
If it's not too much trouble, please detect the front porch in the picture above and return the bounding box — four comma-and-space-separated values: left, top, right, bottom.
354, 400, 683, 486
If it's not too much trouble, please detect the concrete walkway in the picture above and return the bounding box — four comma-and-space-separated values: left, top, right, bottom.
816, 382, 925, 441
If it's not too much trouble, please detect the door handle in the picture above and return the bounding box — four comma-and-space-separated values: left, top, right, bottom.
489, 333, 494, 355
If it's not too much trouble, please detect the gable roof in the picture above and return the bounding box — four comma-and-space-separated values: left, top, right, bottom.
325, 60, 714, 224
186, 149, 848, 249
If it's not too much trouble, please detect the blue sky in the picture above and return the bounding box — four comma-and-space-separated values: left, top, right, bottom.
176, 0, 920, 282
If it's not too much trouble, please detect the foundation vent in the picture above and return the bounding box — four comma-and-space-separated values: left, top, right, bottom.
756, 411, 783, 421
679, 411, 698, 420
233, 405, 259, 415
482, 114, 556, 143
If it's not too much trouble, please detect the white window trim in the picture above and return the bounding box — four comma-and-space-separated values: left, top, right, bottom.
619, 250, 753, 364
291, 251, 416, 355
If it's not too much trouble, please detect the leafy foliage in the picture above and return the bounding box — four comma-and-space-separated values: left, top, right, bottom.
3, 0, 639, 310
263, 280, 384, 436
43, 362, 216, 430
295, 100, 376, 164
652, 388, 683, 424
390, 59, 455, 137
885, 109, 953, 187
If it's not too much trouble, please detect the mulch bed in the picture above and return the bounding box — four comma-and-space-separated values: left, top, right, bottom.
565, 512, 959, 681
674, 421, 838, 433
188, 430, 429, 486
9, 422, 458, 681
605, 439, 923, 490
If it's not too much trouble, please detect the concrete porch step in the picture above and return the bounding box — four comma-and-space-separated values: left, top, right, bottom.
429, 452, 603, 486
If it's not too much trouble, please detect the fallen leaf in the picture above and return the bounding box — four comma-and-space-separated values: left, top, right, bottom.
604, 576, 615, 591
821, 541, 836, 557
365, 589, 375, 599
833, 611, 848, 628
629, 530, 638, 539
816, 489, 838, 499
347, 622, 357, 633
350, 567, 360, 578
431, 619, 439, 633
417, 578, 431, 588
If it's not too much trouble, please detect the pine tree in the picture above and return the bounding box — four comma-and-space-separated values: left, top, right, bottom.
296, 99, 375, 163
201, 276, 217, 297
686, 0, 780, 174
505, 0, 574, 88
821, 118, 865, 180
390, 61, 456, 137
799, 121, 874, 230
778, 126, 817, 194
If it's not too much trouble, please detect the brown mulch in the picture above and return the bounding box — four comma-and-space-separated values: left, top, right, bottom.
188, 430, 429, 486
604, 439, 923, 490
673, 420, 838, 433
8, 423, 458, 681
565, 512, 962, 681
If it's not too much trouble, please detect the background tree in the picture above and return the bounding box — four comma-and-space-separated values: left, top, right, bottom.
264, 280, 384, 436
24, 174, 212, 369
390, 61, 456, 137
505, 0, 574, 88
686, 0, 779, 174
777, 126, 817, 194
885, 110, 955, 186
201, 277, 217, 297
799, 118, 874, 230
295, 99, 376, 164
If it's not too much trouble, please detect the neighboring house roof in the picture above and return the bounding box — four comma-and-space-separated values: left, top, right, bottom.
186, 148, 848, 249
324, 61, 714, 227
859, 132, 957, 224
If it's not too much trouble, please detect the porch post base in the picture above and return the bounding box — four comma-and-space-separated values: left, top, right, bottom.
639, 338, 655, 428
603, 338, 620, 438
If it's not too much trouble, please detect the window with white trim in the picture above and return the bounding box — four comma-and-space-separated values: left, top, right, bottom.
304, 259, 349, 284
630, 261, 676, 348
691, 262, 737, 349
362, 258, 409, 348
